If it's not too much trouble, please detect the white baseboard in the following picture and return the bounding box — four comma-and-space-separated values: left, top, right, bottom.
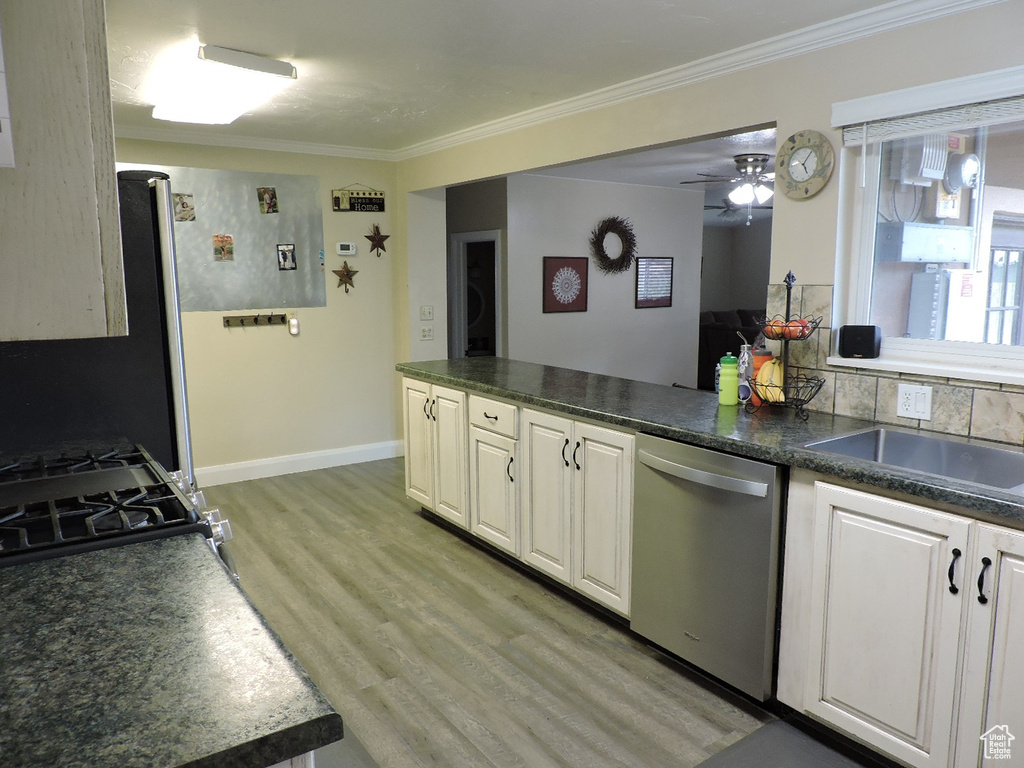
195, 440, 404, 487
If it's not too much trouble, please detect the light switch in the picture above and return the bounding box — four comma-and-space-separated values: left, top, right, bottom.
420, 305, 434, 321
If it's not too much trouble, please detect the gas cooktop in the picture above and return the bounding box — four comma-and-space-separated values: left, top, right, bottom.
0, 445, 210, 568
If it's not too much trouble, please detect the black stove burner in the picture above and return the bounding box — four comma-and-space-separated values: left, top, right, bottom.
0, 447, 150, 483
0, 444, 210, 568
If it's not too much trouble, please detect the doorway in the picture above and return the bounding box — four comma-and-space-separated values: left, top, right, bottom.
449, 230, 504, 359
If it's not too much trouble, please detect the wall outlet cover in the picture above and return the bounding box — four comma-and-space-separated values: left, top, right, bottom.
897, 383, 932, 421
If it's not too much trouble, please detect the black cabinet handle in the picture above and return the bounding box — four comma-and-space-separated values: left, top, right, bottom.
423, 399, 429, 418
507, 456, 514, 482
484, 412, 498, 422
948, 548, 962, 594
430, 399, 436, 421
572, 441, 581, 470
977, 557, 992, 604
561, 438, 570, 467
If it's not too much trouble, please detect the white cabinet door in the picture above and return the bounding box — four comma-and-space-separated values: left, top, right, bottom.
520, 409, 573, 585
469, 425, 519, 556
572, 423, 634, 616
432, 385, 468, 527
955, 523, 1024, 768
402, 378, 434, 509
805, 483, 970, 768
0, 0, 126, 340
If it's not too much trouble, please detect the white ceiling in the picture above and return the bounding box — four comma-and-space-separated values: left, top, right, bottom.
105, 0, 977, 226
107, 0, 937, 155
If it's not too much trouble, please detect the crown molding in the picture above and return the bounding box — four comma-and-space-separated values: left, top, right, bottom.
114, 124, 400, 161
393, 0, 1004, 161
114, 0, 1004, 164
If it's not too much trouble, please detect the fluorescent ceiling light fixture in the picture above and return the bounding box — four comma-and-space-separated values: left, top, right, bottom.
146, 41, 297, 125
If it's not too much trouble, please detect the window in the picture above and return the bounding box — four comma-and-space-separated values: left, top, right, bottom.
832, 66, 1024, 383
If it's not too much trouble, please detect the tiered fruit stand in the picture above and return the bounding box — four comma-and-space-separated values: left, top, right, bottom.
746, 271, 824, 420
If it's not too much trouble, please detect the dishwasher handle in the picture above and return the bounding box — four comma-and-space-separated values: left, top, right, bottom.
637, 449, 769, 498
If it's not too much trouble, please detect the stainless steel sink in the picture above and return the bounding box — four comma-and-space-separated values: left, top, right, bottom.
804, 428, 1024, 494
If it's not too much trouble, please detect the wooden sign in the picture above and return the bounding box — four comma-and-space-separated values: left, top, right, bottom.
332, 189, 385, 212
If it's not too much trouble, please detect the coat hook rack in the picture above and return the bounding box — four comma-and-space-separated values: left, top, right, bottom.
223, 313, 288, 328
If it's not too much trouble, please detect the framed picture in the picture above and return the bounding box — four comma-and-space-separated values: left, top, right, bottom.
543, 257, 588, 313
277, 243, 296, 271
256, 186, 279, 214
635, 257, 673, 309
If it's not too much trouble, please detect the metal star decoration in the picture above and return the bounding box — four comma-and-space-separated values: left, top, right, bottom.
333, 261, 358, 293
365, 223, 389, 256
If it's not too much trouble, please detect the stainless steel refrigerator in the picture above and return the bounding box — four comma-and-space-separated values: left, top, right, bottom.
0, 171, 194, 485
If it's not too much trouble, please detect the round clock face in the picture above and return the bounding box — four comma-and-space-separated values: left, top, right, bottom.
777, 130, 835, 200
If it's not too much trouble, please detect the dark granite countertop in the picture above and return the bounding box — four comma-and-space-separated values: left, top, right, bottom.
0, 534, 343, 768
397, 358, 1024, 526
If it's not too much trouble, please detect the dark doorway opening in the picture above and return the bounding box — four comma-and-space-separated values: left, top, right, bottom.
465, 241, 496, 356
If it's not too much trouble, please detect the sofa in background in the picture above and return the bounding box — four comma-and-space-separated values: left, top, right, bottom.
697, 309, 764, 391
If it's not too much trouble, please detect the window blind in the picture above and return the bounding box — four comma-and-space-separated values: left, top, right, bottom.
841, 94, 1024, 147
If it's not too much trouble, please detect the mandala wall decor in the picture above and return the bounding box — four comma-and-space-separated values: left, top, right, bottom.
542, 257, 588, 313
589, 216, 636, 274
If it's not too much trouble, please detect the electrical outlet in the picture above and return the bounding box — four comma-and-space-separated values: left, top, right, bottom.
897, 383, 932, 421
419, 305, 434, 321
420, 325, 434, 340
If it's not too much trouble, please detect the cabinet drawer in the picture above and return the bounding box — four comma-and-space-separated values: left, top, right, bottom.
469, 395, 518, 438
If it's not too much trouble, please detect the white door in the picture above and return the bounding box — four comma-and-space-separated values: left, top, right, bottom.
432, 385, 468, 528
955, 523, 1024, 768
469, 425, 518, 556
572, 423, 634, 616
805, 483, 970, 768
520, 409, 573, 585
402, 378, 434, 509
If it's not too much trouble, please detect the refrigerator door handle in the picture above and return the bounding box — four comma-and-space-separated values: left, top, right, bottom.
152, 177, 195, 490
637, 449, 769, 498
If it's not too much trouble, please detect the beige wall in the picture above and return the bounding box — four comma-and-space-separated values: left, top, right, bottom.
389, 1, 1024, 443
116, 139, 400, 480
393, 2, 1024, 355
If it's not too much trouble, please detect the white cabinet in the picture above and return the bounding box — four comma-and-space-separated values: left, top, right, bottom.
572, 422, 634, 616
402, 378, 468, 527
521, 409, 573, 584
402, 380, 634, 615
803, 483, 969, 768
780, 472, 1024, 768
955, 523, 1024, 767
520, 409, 634, 616
469, 425, 519, 555
467, 394, 519, 555
0, 0, 126, 340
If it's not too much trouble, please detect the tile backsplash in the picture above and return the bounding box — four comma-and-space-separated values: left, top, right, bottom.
764, 283, 1024, 446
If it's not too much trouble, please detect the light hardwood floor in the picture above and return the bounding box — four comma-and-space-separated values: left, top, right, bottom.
205, 458, 771, 768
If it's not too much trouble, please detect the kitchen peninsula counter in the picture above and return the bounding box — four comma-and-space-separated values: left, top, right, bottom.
0, 534, 343, 768
398, 357, 1024, 526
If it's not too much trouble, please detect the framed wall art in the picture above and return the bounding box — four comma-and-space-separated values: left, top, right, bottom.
635, 257, 673, 308
543, 257, 588, 313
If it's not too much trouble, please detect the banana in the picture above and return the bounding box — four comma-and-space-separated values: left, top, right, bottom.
754, 358, 785, 403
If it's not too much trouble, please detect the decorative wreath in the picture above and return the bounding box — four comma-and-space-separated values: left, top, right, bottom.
589, 216, 636, 274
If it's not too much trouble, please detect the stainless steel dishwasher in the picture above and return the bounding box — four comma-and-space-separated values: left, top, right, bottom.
631, 433, 782, 701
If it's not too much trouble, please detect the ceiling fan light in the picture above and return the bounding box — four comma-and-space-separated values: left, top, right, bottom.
729, 183, 755, 205
754, 184, 774, 204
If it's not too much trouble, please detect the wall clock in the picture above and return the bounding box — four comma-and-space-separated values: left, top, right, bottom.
776, 130, 835, 200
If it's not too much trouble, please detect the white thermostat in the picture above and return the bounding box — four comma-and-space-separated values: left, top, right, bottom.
336, 242, 357, 256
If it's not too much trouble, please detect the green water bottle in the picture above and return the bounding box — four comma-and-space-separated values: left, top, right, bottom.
718, 353, 739, 406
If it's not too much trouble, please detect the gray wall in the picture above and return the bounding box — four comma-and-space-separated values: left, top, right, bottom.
506, 174, 703, 387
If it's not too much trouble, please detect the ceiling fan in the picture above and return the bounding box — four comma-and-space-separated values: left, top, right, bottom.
685, 153, 775, 225
704, 197, 773, 217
